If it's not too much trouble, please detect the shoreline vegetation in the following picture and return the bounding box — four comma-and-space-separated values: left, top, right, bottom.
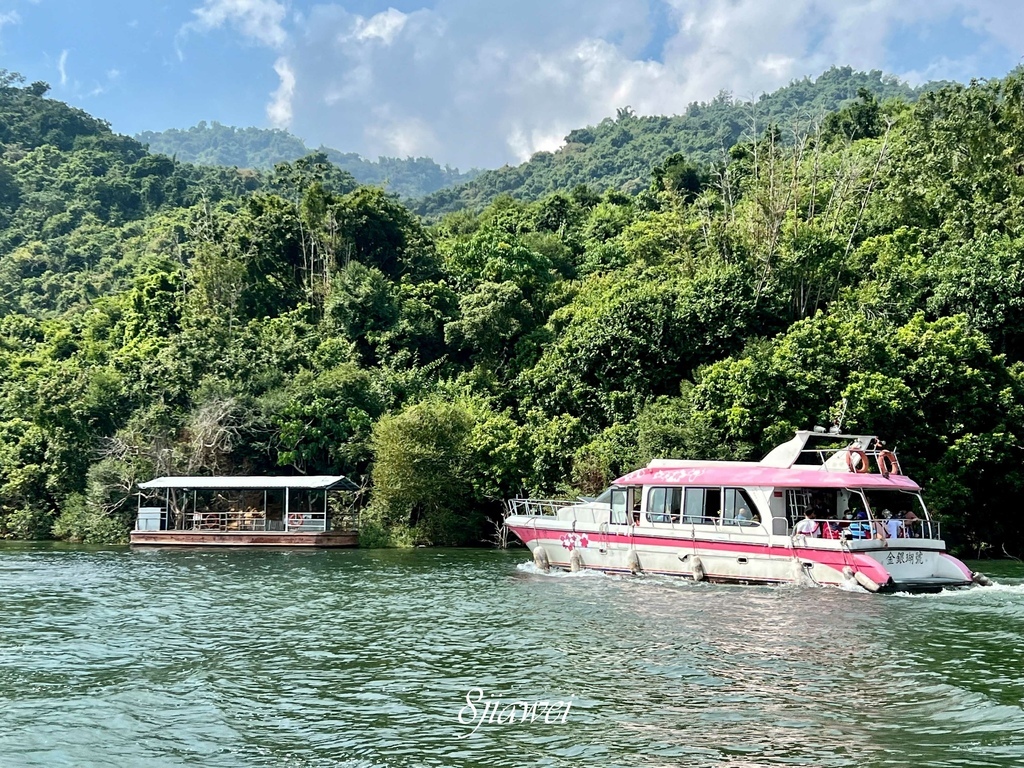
0, 67, 1023, 557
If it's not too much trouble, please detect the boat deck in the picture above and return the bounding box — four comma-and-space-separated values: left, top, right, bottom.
129, 530, 358, 548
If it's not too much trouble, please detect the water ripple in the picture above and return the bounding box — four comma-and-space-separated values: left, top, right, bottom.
0, 545, 1022, 767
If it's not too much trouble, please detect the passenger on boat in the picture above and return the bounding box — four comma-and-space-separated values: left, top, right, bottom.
810, 497, 829, 519
847, 510, 870, 539
794, 511, 820, 537
885, 510, 904, 539
735, 507, 751, 522
821, 518, 841, 539
903, 509, 920, 537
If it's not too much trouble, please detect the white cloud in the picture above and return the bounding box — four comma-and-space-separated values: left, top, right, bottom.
278, 0, 656, 166
0, 8, 17, 53
58, 49, 68, 86
185, 0, 288, 49
185, 0, 1024, 168
366, 107, 440, 157
349, 8, 409, 45
955, 0, 1024, 54
267, 55, 295, 128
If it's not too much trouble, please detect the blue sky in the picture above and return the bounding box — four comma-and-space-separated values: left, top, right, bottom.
1, 0, 1022, 169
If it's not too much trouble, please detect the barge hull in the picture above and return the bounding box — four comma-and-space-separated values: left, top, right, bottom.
130, 530, 358, 547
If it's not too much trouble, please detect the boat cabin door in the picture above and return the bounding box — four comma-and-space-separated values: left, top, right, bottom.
603, 487, 633, 553
610, 487, 630, 525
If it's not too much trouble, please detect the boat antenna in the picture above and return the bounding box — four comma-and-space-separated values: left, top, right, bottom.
830, 398, 848, 434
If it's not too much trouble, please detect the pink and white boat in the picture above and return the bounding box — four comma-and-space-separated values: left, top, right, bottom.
504, 431, 984, 593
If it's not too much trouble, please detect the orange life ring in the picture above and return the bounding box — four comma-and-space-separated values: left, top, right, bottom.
288, 512, 305, 528
846, 448, 869, 474
876, 450, 900, 477
204, 513, 220, 528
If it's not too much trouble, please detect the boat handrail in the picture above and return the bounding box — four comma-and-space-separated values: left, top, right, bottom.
646, 515, 761, 528
187, 509, 268, 532
505, 498, 586, 517
795, 516, 941, 541
506, 499, 942, 541
184, 509, 329, 533
794, 444, 900, 468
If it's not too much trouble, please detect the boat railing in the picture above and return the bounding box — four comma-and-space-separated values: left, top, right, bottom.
185, 509, 329, 533
189, 509, 268, 532
795, 443, 901, 473
802, 517, 941, 541
505, 501, 943, 541
505, 498, 581, 517
645, 514, 761, 527
286, 510, 328, 532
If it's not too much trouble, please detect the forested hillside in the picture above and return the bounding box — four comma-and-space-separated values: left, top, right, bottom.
414, 67, 928, 218
136, 122, 479, 200
1, 66, 1023, 556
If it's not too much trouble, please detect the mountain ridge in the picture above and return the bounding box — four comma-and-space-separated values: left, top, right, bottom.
136, 122, 481, 200
135, 67, 937, 218
413, 66, 939, 217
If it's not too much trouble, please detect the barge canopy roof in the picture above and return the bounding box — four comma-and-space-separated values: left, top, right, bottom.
138, 475, 359, 491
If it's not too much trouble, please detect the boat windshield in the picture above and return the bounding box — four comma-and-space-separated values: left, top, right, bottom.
858, 489, 928, 521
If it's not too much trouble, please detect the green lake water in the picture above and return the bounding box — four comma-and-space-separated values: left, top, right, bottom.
0, 544, 1022, 767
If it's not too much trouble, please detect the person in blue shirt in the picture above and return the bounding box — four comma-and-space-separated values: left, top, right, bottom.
847, 509, 870, 540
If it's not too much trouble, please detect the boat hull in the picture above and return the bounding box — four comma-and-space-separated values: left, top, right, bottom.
506, 518, 973, 593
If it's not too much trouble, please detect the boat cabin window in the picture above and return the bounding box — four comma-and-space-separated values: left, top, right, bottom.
722, 488, 759, 525
786, 488, 843, 527
684, 488, 721, 524
646, 487, 682, 523
858, 489, 927, 519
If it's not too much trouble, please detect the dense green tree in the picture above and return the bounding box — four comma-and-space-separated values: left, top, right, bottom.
365, 399, 481, 546
524, 261, 785, 430
822, 88, 884, 141
324, 261, 398, 365
928, 234, 1024, 360
273, 363, 384, 474
2, 67, 1024, 557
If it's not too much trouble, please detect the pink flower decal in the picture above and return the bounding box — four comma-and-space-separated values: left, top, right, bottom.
560, 532, 590, 551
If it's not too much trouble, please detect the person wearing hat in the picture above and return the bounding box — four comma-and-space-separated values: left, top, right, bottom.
848, 509, 870, 539
884, 509, 904, 539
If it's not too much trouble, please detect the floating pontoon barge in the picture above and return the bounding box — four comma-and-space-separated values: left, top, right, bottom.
130, 475, 359, 547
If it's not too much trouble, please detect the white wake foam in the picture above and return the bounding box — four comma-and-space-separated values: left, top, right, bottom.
515, 561, 611, 578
